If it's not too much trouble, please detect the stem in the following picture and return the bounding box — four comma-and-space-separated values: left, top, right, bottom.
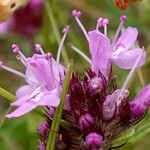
46, 62, 73, 150
45, 1, 69, 64
0, 87, 16, 102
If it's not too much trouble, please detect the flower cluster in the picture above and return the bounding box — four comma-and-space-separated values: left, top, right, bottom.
37, 10, 150, 150
0, 26, 70, 118
1, 8, 150, 150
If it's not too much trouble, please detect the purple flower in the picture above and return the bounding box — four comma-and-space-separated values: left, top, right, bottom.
79, 113, 94, 129
5, 45, 65, 118
130, 85, 150, 119
85, 132, 103, 149
0, 26, 70, 118
0, 0, 44, 38
71, 10, 146, 79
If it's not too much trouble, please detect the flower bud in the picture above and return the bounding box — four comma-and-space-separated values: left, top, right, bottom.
134, 85, 150, 107
88, 76, 105, 94
38, 121, 49, 138
79, 113, 94, 129
85, 132, 103, 149
130, 101, 147, 118
38, 142, 46, 150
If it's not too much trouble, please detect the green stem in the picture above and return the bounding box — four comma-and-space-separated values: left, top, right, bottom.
45, 0, 69, 64
0, 87, 16, 102
46, 62, 73, 150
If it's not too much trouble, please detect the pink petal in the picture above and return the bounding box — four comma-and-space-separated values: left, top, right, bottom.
88, 30, 112, 78
6, 101, 37, 118
26, 68, 38, 84
52, 58, 65, 82
112, 48, 146, 69
16, 85, 33, 98
114, 27, 138, 51
39, 93, 60, 107
11, 95, 29, 106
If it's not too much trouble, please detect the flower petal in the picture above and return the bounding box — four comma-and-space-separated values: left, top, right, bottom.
88, 30, 112, 78
11, 95, 29, 106
114, 27, 138, 51
16, 85, 33, 98
39, 93, 60, 107
52, 58, 65, 82
112, 48, 146, 69
6, 101, 37, 118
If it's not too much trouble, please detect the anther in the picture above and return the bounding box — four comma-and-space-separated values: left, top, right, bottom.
71, 10, 89, 42
120, 15, 127, 22
62, 25, 70, 33
72, 10, 81, 18
12, 44, 20, 54
35, 44, 45, 55
45, 52, 52, 60
56, 26, 70, 63
112, 15, 127, 46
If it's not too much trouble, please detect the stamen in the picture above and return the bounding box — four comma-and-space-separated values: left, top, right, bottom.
96, 18, 109, 36
56, 26, 70, 63
72, 10, 90, 42
68, 43, 91, 64
12, 44, 28, 65
35, 44, 45, 55
96, 17, 103, 30
112, 15, 127, 47
122, 51, 144, 90
0, 61, 26, 79
103, 18, 109, 36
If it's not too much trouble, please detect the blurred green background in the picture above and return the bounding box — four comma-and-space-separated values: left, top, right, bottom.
1, 0, 150, 149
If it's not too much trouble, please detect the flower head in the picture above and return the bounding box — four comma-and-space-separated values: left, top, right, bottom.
71, 10, 146, 79
0, 26, 69, 118
5, 45, 64, 118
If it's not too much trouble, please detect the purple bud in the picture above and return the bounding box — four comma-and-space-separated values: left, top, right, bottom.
38, 121, 49, 137
85, 132, 103, 149
102, 89, 129, 120
48, 107, 55, 117
134, 85, 150, 107
102, 95, 116, 120
79, 113, 94, 129
38, 142, 46, 150
88, 76, 105, 94
130, 101, 147, 118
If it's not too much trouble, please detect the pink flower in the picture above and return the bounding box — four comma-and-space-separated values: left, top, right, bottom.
5, 45, 65, 118
0, 26, 70, 118
71, 10, 146, 79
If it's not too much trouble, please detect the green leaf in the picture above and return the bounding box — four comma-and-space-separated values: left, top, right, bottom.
46, 62, 73, 150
